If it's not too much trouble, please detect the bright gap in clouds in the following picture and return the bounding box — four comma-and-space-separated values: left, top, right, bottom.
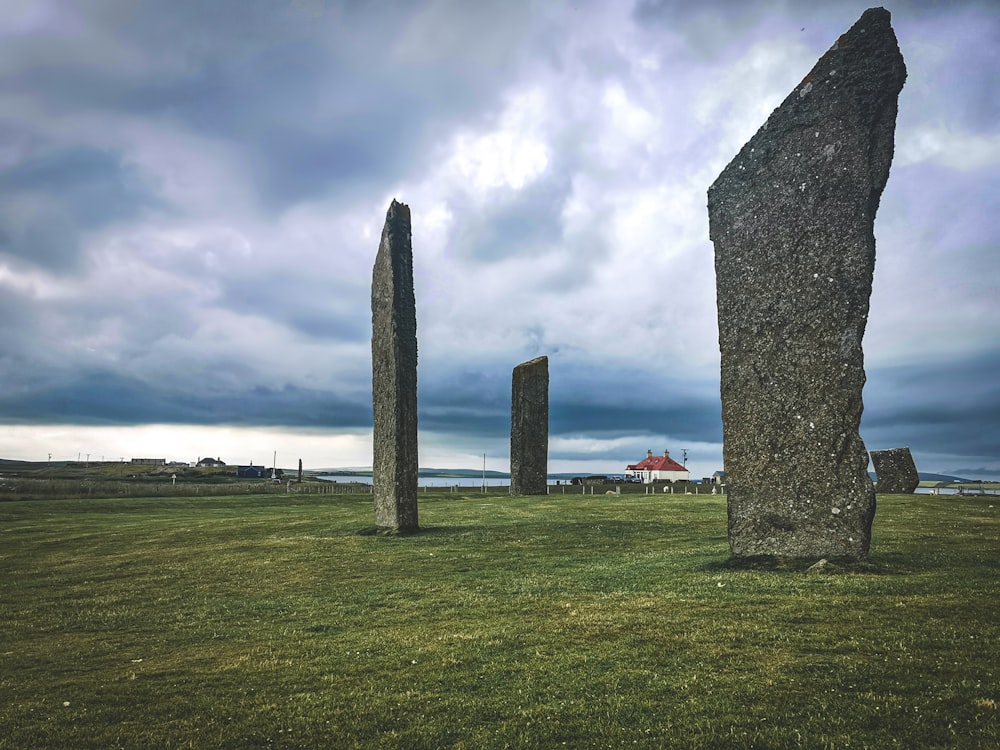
0, 424, 371, 471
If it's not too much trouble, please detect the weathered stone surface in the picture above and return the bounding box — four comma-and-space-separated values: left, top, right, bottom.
708, 8, 906, 559
870, 447, 919, 494
510, 356, 549, 496
371, 199, 419, 532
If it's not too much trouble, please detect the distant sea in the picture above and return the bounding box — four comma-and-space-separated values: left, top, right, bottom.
316, 474, 567, 488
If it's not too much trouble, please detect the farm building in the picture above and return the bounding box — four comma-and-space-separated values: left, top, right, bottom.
625, 450, 690, 484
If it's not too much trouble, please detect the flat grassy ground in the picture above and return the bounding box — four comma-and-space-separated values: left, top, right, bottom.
0, 492, 996, 749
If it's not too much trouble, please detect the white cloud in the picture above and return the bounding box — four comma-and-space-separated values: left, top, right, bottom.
444, 89, 551, 194
896, 127, 1000, 171
0, 424, 372, 469
693, 38, 813, 173
600, 81, 660, 154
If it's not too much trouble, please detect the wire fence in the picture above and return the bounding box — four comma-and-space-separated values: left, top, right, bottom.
0, 477, 730, 501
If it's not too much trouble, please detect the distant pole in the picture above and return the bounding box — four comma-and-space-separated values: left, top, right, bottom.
86, 453, 90, 468
682, 449, 689, 468
272, 450, 277, 480
482, 453, 486, 493
47, 453, 51, 467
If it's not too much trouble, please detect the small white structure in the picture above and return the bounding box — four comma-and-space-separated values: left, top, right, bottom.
625, 449, 690, 484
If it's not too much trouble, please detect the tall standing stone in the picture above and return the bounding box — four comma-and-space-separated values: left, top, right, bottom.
708, 8, 906, 559
510, 356, 549, 496
371, 199, 419, 532
870, 447, 919, 494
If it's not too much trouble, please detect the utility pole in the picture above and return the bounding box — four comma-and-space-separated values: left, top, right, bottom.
482, 453, 486, 493
682, 449, 689, 468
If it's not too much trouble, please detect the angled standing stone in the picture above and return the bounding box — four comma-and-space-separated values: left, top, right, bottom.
870, 447, 919, 494
510, 356, 549, 496
371, 199, 419, 532
708, 8, 906, 559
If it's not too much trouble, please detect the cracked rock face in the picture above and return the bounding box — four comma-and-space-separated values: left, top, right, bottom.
510, 356, 549, 496
871, 447, 919, 494
708, 8, 906, 558
371, 199, 419, 532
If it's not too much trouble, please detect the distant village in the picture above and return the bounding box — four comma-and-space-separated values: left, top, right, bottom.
128, 448, 727, 487
130, 456, 284, 480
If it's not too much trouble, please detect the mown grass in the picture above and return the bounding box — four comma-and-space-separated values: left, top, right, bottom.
0, 492, 996, 749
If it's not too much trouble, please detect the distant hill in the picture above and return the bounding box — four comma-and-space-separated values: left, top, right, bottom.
315, 467, 512, 479
869, 471, 973, 483
919, 472, 975, 483
314, 468, 592, 480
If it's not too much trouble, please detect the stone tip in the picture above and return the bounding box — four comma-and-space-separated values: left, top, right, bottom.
388, 199, 411, 222
861, 7, 891, 21
515, 355, 549, 370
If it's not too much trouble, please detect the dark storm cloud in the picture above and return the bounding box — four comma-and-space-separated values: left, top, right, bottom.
417, 367, 509, 437
447, 175, 570, 261
0, 146, 155, 271
1, 1, 536, 216
551, 401, 720, 443
417, 359, 721, 445
548, 362, 721, 444
863, 352, 1000, 457
0, 369, 371, 428
219, 270, 370, 342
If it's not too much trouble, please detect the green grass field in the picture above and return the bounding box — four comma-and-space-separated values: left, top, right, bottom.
1, 492, 996, 749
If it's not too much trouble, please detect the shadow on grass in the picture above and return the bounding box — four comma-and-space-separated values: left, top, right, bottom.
355, 525, 422, 537
355, 519, 687, 539
355, 524, 501, 537
704, 554, 916, 575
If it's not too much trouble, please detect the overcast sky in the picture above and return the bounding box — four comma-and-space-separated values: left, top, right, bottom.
1, 0, 997, 479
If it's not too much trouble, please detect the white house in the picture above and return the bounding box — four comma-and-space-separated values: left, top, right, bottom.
625, 449, 690, 484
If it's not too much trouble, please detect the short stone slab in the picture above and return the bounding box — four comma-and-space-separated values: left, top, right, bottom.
870, 447, 919, 494
708, 8, 906, 559
510, 356, 549, 496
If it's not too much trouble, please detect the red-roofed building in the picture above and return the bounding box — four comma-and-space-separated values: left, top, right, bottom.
626, 449, 690, 484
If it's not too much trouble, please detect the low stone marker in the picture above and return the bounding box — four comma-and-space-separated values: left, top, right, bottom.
708, 8, 906, 558
510, 356, 549, 496
870, 447, 919, 494
371, 199, 419, 532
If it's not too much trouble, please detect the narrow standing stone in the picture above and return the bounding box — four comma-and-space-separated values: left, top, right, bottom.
510, 356, 549, 496
708, 8, 906, 558
371, 199, 418, 532
870, 447, 919, 494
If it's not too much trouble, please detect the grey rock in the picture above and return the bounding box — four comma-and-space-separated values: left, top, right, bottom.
510, 356, 549, 496
371, 199, 419, 532
870, 447, 919, 494
708, 8, 906, 559
806, 558, 830, 574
